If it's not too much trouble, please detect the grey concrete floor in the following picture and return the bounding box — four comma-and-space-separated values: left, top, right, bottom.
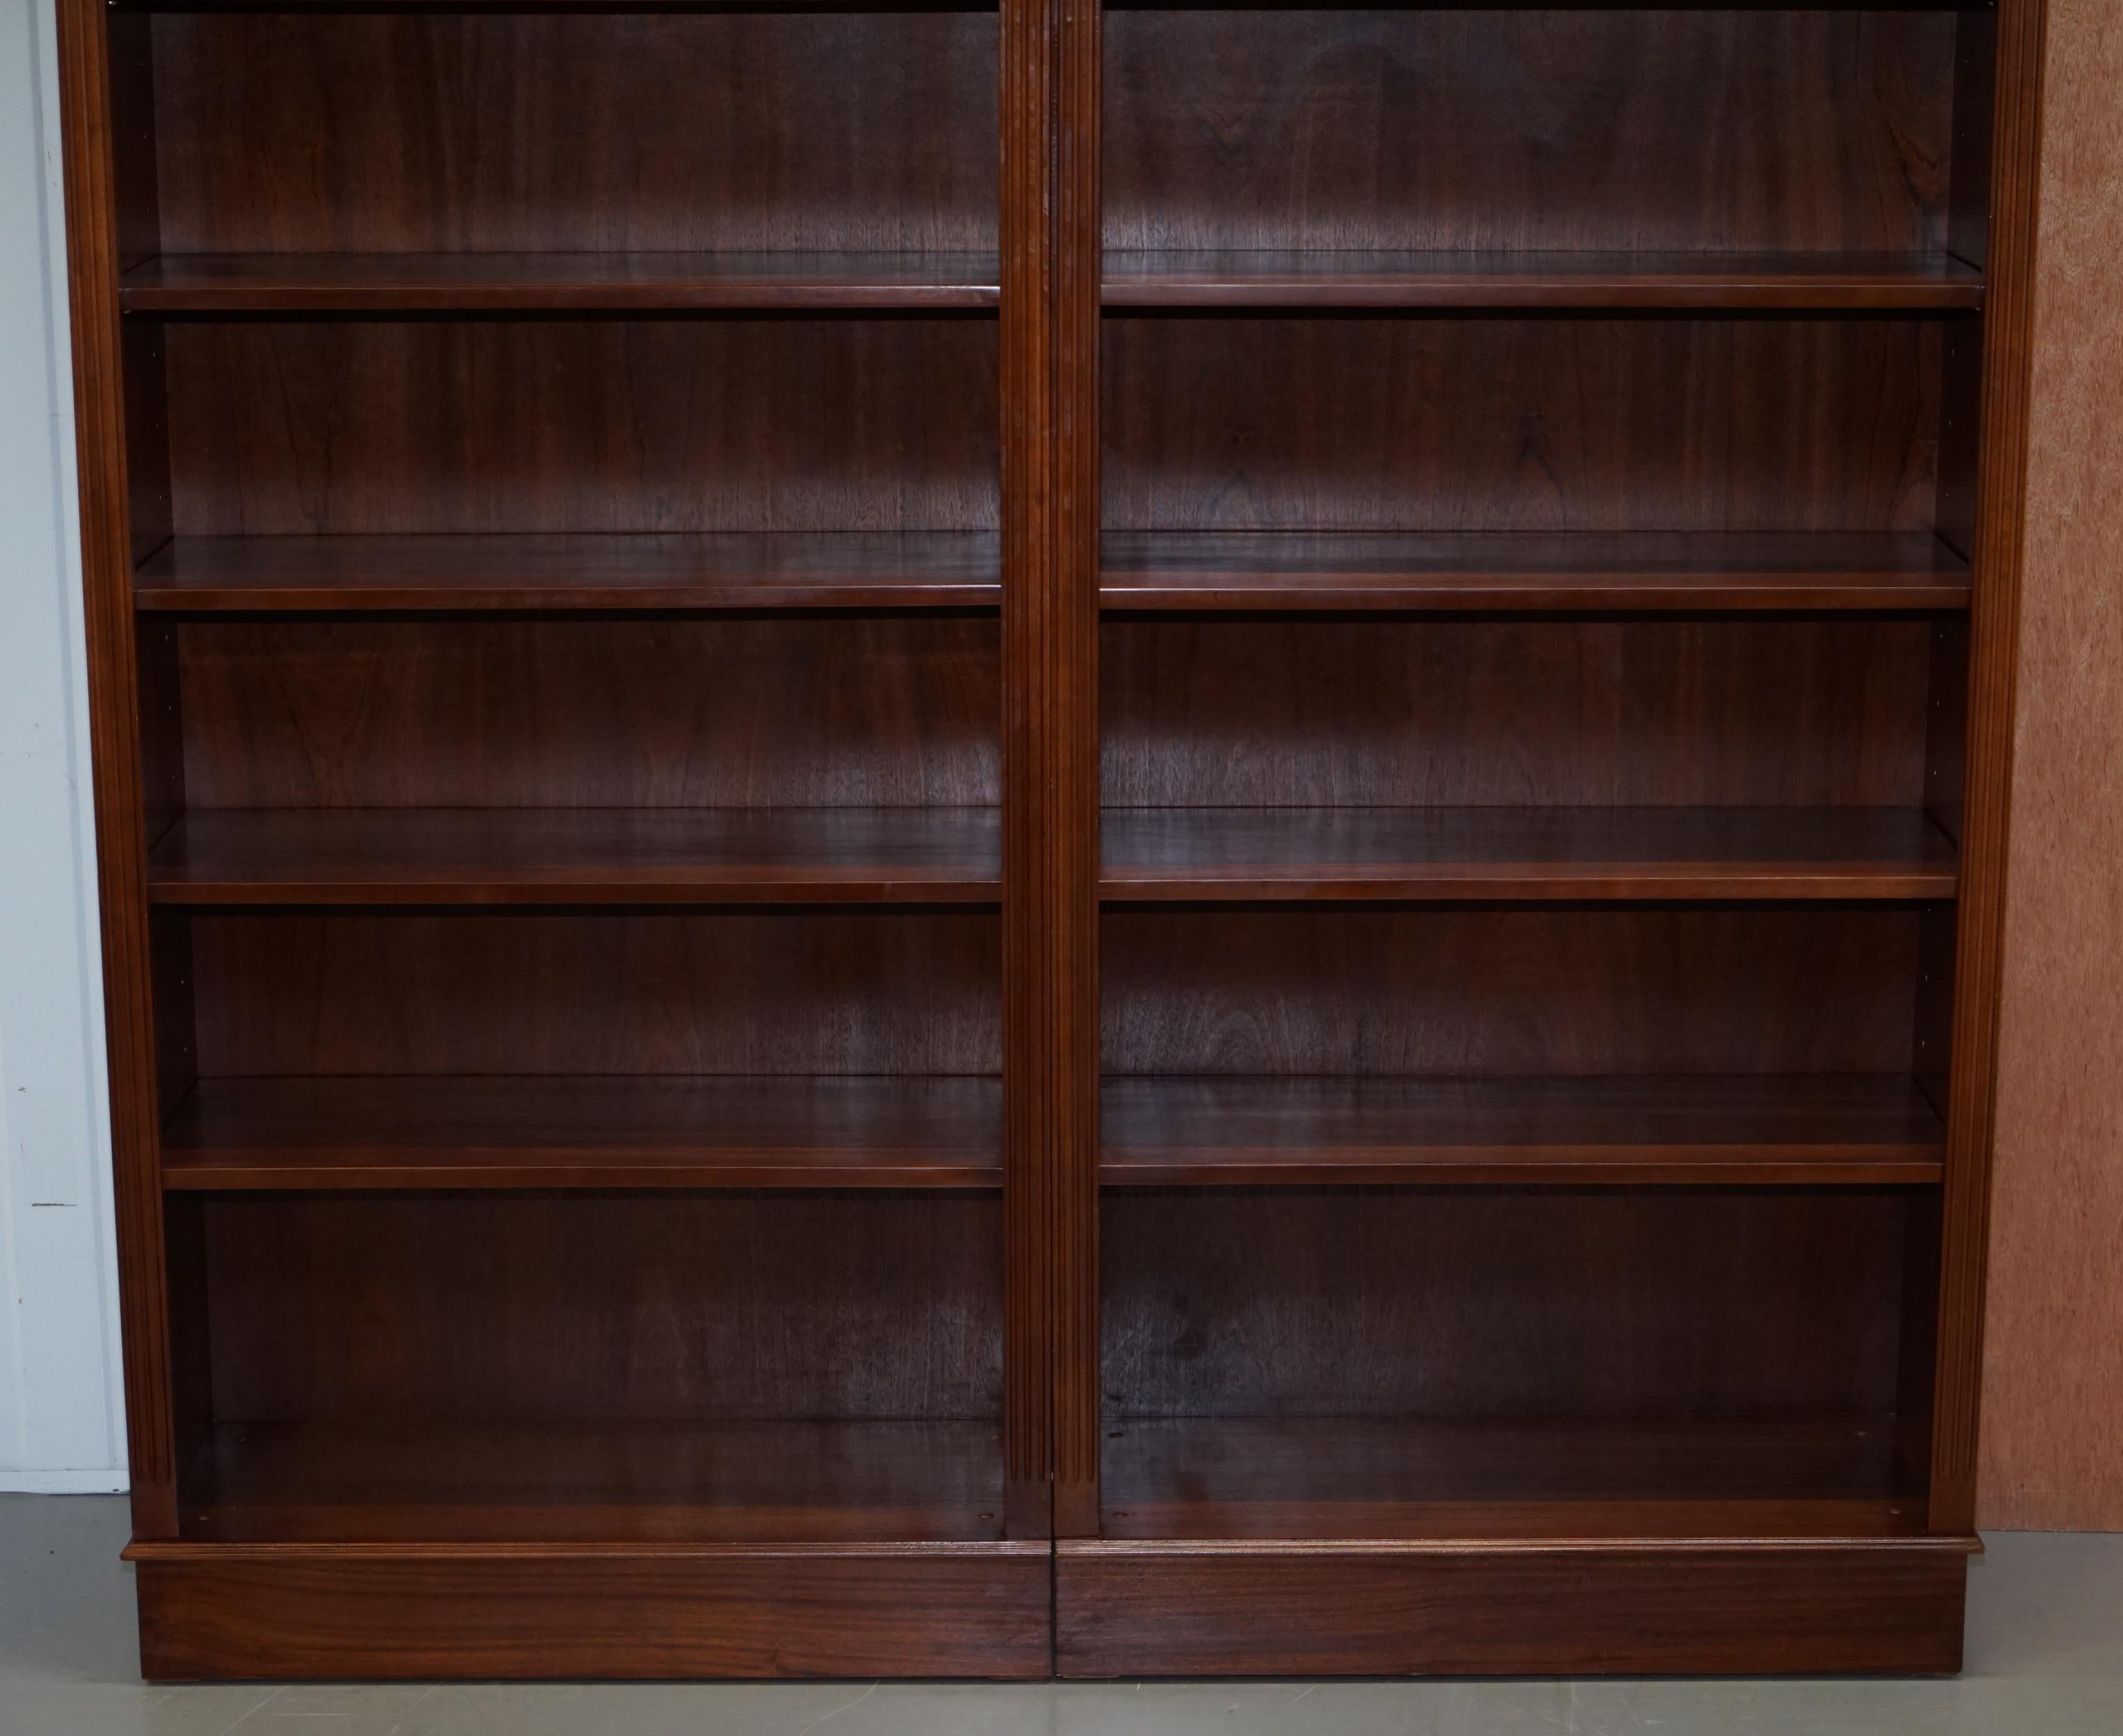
4, 1497, 2121, 1735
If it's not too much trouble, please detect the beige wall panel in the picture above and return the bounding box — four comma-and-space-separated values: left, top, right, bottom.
1981, 0, 2123, 1532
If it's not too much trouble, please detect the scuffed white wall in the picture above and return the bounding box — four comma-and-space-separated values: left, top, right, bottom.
0, 0, 128, 1492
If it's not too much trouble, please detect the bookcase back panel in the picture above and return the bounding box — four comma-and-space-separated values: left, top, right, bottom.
1101, 1187, 1911, 1421
177, 619, 999, 809
164, 318, 999, 536
1104, 316, 1940, 533
1103, 618, 1931, 808
1105, 10, 1954, 252
1104, 907, 1920, 1076
201, 1192, 1002, 1423
189, 912, 1001, 1078
151, 14, 999, 254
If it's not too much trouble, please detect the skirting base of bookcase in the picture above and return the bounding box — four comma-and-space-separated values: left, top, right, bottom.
1055, 1538, 1974, 1677
127, 1540, 1053, 1681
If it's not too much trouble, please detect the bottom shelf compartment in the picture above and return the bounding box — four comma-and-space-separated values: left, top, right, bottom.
178, 1419, 1009, 1545
1099, 1416, 1922, 1541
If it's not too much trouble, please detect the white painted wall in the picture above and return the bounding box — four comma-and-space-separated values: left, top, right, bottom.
0, 0, 129, 1493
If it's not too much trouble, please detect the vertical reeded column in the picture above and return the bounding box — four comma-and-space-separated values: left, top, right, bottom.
1000, 0, 1101, 1540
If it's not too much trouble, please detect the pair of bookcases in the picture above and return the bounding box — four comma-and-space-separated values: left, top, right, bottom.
57, 0, 2043, 1680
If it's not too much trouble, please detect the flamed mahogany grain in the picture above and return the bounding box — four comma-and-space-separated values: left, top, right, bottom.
189, 912, 1000, 1077
150, 14, 998, 255
1103, 618, 1934, 808
1104, 11, 1954, 254
1101, 1188, 1913, 1420
1103, 907, 1923, 1077
164, 319, 999, 537
201, 1191, 1003, 1423
1055, 1542, 1967, 1677
176, 617, 998, 809
134, 1546, 1055, 1682
1103, 316, 1942, 534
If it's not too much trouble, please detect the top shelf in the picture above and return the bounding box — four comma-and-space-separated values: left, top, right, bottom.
1104, 251, 1984, 312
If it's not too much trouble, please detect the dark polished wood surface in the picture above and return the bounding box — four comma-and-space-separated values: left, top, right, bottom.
150, 14, 999, 255
165, 318, 999, 537
176, 617, 998, 809
1100, 1075, 1945, 1187
190, 912, 1000, 1076
149, 808, 1003, 905
1104, 10, 1953, 254
136, 533, 1003, 613
57, 0, 2041, 1681
201, 1190, 1003, 1422
1055, 1542, 1968, 1677
1102, 1187, 1915, 1420
1103, 617, 1933, 808
134, 1544, 1054, 1682
1097, 1416, 1918, 1540
180, 1420, 1010, 1544
1103, 251, 1984, 311
163, 1075, 1002, 1192
1104, 906, 1924, 1076
123, 252, 1002, 313
1100, 530, 1972, 612
1100, 806, 1958, 902
1103, 315, 1942, 535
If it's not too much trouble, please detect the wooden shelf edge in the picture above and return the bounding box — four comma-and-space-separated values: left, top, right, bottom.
129, 1538, 1048, 1563
145, 809, 1004, 908
1099, 531, 1973, 613
1057, 1534, 1978, 1558
1098, 872, 1959, 903
160, 1076, 1004, 1192
119, 252, 1003, 313
1100, 251, 1985, 312
1097, 1075, 1945, 1188
133, 533, 1003, 614
1097, 807, 1960, 905
1099, 1154, 1945, 1188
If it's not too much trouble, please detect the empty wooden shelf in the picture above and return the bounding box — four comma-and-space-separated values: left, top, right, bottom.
59, 0, 2044, 1686
133, 534, 1003, 613
1095, 1416, 1921, 1542
1100, 531, 1973, 612
1100, 806, 1958, 903
1102, 250, 1986, 311
121, 252, 1003, 313
1100, 1075, 1946, 1187
147, 809, 1003, 905
179, 1419, 1011, 1544
162, 1075, 1003, 1191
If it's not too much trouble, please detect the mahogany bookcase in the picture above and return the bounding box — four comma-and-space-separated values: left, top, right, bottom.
57, 0, 2046, 1681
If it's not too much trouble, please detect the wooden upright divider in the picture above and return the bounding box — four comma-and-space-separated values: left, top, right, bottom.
56, 0, 2046, 1681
